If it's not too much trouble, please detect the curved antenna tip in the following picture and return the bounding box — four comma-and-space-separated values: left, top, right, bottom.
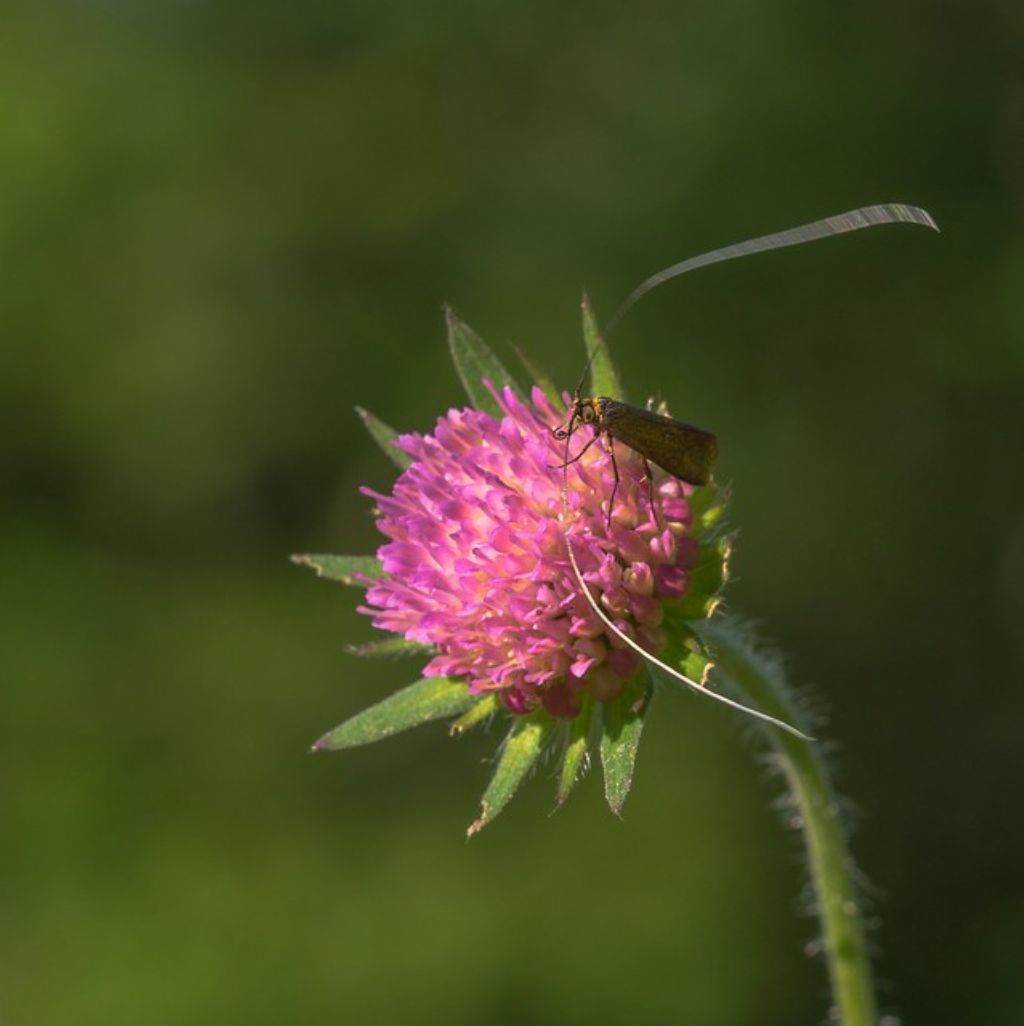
604, 202, 940, 337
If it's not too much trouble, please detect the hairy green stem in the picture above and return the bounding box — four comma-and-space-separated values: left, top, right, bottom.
697, 618, 878, 1026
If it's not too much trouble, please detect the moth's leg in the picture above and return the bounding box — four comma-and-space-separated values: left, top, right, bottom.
606, 436, 621, 529
641, 455, 660, 527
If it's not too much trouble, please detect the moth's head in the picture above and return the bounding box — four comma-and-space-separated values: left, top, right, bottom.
576, 397, 599, 425
553, 397, 598, 439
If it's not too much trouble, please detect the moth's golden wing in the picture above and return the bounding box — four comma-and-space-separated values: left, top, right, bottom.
595, 398, 718, 485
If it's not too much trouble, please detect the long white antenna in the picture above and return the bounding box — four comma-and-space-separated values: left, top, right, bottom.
604, 203, 938, 338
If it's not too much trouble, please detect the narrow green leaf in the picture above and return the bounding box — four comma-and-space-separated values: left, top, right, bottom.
355, 406, 411, 470
511, 342, 560, 405
445, 306, 521, 416
599, 675, 653, 816
312, 677, 474, 751
582, 292, 623, 400
290, 553, 383, 587
556, 697, 593, 806
345, 637, 434, 659
449, 693, 500, 736
467, 715, 553, 836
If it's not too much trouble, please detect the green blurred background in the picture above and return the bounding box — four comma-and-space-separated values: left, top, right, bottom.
3, 2, 1022, 1024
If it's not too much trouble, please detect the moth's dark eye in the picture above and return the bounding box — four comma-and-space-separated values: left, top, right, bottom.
582, 405, 595, 423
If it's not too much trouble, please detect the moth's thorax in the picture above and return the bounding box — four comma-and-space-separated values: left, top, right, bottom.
572, 396, 609, 427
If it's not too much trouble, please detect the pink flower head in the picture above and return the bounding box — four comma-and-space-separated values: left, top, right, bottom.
360, 383, 700, 718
